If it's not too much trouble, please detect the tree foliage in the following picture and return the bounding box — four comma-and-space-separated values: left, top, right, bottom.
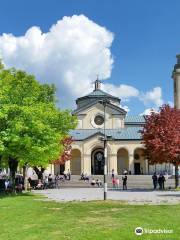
141, 105, 180, 187
0, 66, 77, 179
142, 105, 180, 165
53, 137, 74, 165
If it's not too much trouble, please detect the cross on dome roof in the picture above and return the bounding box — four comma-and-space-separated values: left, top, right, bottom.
94, 76, 101, 90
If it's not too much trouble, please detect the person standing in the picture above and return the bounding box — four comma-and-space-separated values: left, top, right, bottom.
43, 176, 48, 189
55, 174, 59, 188
48, 174, 53, 187
122, 174, 127, 190
112, 177, 116, 189
158, 174, 163, 190
5, 179, 9, 191
152, 172, 158, 190
162, 174, 166, 190
67, 169, 71, 181
63, 170, 67, 180
111, 169, 115, 179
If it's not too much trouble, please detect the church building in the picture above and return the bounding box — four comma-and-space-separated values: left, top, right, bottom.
54, 79, 174, 176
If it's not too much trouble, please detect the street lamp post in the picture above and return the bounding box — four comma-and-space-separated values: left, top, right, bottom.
99, 99, 110, 200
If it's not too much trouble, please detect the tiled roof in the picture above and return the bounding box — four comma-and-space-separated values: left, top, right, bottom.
86, 89, 118, 98
76, 89, 120, 101
70, 127, 143, 141
125, 115, 145, 124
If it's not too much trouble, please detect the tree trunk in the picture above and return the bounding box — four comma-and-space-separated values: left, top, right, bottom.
8, 157, 18, 192
23, 165, 28, 191
33, 166, 45, 180
175, 164, 179, 188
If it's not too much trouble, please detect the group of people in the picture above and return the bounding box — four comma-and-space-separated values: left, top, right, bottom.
152, 172, 166, 190
0, 174, 24, 193
80, 172, 101, 186
0, 169, 170, 192
90, 178, 102, 187
28, 170, 74, 190
80, 172, 90, 181
111, 169, 128, 190
28, 173, 55, 190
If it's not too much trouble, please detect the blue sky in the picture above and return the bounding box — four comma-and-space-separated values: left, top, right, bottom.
0, 0, 179, 115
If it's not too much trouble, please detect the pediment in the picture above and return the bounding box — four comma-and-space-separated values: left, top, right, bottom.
73, 101, 126, 116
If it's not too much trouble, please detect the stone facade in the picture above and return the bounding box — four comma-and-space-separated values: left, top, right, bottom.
54, 78, 174, 176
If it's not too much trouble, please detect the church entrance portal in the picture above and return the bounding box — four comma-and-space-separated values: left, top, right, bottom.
134, 163, 141, 175
91, 149, 104, 175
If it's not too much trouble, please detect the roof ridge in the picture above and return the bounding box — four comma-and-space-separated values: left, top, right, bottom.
77, 88, 120, 100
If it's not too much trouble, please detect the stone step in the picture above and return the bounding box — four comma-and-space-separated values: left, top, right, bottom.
57, 175, 176, 188
59, 181, 175, 189
68, 175, 174, 179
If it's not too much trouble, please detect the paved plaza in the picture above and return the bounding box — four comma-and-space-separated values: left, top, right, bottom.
34, 188, 180, 205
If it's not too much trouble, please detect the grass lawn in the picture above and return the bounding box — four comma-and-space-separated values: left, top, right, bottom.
0, 193, 179, 240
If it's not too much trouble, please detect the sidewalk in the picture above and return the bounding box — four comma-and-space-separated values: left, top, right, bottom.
34, 188, 180, 205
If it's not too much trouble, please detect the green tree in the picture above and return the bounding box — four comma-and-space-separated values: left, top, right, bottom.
0, 66, 77, 189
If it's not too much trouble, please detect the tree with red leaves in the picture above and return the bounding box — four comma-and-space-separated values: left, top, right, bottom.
142, 105, 180, 188
53, 137, 73, 165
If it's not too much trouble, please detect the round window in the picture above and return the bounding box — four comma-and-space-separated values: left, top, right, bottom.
94, 115, 104, 126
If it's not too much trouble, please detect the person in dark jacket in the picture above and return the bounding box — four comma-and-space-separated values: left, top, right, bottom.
162, 174, 166, 189
158, 174, 163, 190
111, 169, 115, 179
122, 174, 127, 190
152, 172, 158, 190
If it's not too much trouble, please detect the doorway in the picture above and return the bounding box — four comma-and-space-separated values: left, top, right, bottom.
134, 163, 141, 175
60, 164, 65, 175
91, 149, 104, 175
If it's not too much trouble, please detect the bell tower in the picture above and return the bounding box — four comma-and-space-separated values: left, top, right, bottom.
172, 54, 180, 109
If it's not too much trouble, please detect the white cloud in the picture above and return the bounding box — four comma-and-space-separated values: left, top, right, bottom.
102, 83, 139, 101
0, 15, 114, 108
140, 108, 158, 116
139, 87, 163, 108
0, 15, 166, 113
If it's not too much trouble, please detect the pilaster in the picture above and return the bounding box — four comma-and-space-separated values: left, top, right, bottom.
83, 154, 91, 175
129, 151, 134, 174
65, 160, 70, 172
108, 154, 117, 174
